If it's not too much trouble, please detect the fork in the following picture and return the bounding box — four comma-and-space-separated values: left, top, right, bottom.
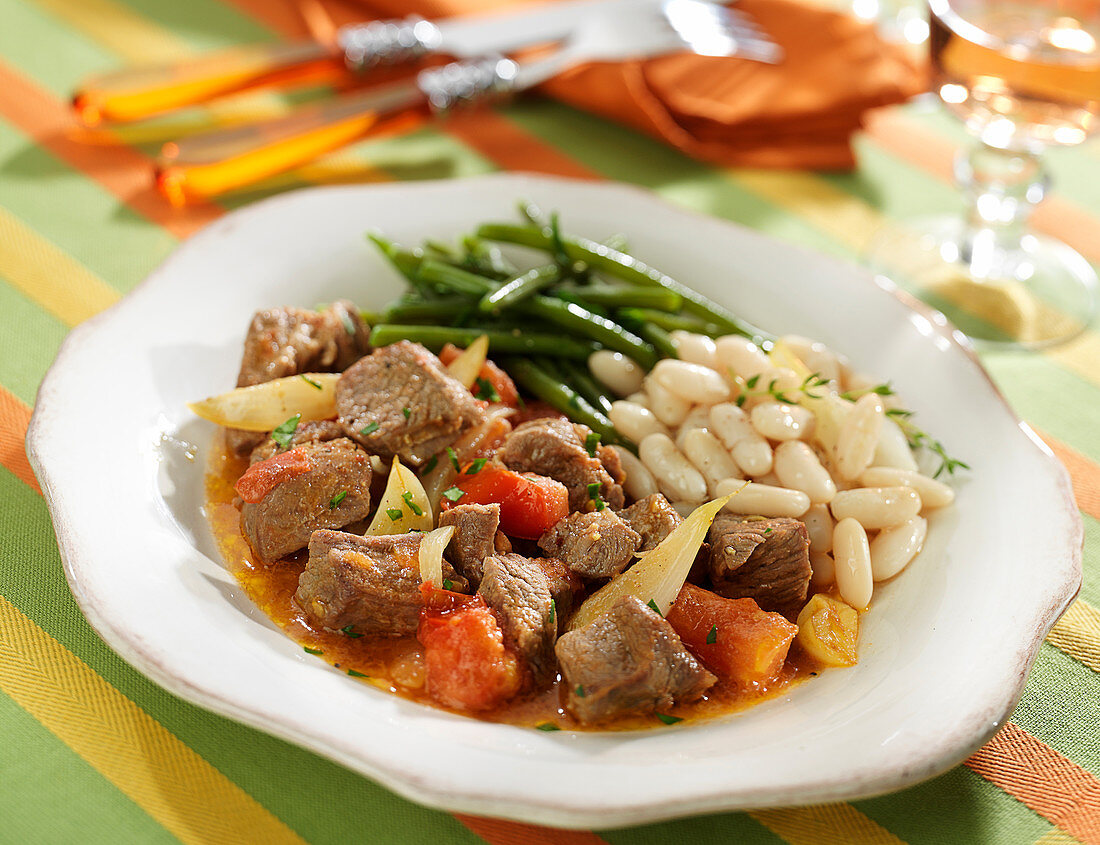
155, 0, 780, 205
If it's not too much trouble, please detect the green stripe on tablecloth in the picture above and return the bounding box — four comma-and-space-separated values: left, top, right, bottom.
0, 690, 180, 845
115, 0, 272, 48
1082, 516, 1100, 608
605, 811, 784, 844
0, 279, 67, 404
0, 474, 484, 845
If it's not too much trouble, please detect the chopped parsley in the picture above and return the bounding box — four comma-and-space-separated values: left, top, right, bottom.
474, 377, 500, 402
646, 599, 663, 616
442, 486, 465, 502
745, 374, 761, 389
341, 625, 362, 639
386, 507, 403, 521
548, 598, 556, 625
271, 413, 301, 449
465, 458, 487, 475
706, 625, 718, 645
300, 375, 323, 390
401, 491, 424, 516
329, 490, 347, 510
447, 446, 460, 472
347, 669, 368, 678
764, 527, 773, 534
575, 684, 586, 698
535, 723, 561, 732
656, 713, 683, 725
584, 431, 601, 457
402, 406, 411, 420
442, 578, 454, 590
360, 420, 379, 436
422, 455, 438, 474
303, 646, 323, 655
587, 481, 606, 511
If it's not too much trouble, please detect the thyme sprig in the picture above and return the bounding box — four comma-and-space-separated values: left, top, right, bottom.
733, 371, 830, 407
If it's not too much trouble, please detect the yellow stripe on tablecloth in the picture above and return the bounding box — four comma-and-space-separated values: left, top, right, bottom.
750, 804, 907, 844
1034, 829, 1087, 844
1047, 601, 1100, 674
0, 594, 307, 845
0, 206, 119, 325
730, 168, 1100, 389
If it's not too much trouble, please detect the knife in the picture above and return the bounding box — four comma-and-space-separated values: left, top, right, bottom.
72, 0, 674, 125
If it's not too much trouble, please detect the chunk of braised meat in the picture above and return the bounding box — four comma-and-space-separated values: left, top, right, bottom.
296, 530, 467, 635
537, 510, 641, 579
619, 494, 683, 551
249, 419, 345, 465
597, 444, 625, 485
498, 418, 624, 512
532, 557, 583, 635
240, 438, 372, 562
336, 340, 486, 465
438, 502, 500, 586
227, 301, 370, 455
477, 553, 557, 685
555, 595, 716, 724
706, 516, 811, 618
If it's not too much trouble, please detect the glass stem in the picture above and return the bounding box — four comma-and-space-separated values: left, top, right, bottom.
954, 142, 1049, 275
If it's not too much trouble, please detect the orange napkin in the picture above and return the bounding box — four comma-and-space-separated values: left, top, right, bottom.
326, 0, 925, 169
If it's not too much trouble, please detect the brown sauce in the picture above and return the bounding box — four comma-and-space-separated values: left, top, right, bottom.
204, 434, 819, 731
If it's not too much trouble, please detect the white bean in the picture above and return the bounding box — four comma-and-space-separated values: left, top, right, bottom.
609, 401, 669, 443
803, 503, 834, 553
870, 516, 927, 581
831, 486, 922, 529
709, 403, 773, 476
833, 518, 872, 610
652, 359, 730, 405
774, 441, 836, 504
626, 391, 648, 405
859, 467, 955, 509
669, 331, 717, 369
645, 378, 692, 427
714, 335, 770, 380
873, 416, 919, 471
610, 445, 659, 501
588, 350, 644, 397
835, 393, 885, 480
639, 433, 708, 503
715, 479, 810, 518
750, 403, 815, 442
810, 551, 835, 588
674, 408, 712, 451
780, 335, 841, 383
681, 428, 742, 494
670, 500, 698, 519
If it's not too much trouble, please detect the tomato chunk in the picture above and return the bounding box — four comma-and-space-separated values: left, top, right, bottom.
439, 343, 520, 407
234, 448, 311, 503
666, 583, 797, 686
417, 594, 522, 711
445, 463, 568, 539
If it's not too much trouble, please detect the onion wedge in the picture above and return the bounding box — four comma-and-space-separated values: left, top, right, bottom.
187, 373, 339, 431
365, 457, 434, 535
567, 491, 739, 631
418, 525, 455, 587
445, 334, 489, 388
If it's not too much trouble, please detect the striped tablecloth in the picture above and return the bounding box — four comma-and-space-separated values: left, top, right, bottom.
1, 0, 1097, 842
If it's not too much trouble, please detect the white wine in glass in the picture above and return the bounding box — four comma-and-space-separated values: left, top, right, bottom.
867, 0, 1100, 348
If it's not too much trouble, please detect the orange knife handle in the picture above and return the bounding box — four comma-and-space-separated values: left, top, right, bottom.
155, 80, 429, 205
72, 41, 348, 125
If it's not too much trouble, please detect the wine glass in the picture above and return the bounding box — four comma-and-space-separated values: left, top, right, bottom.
866, 0, 1100, 349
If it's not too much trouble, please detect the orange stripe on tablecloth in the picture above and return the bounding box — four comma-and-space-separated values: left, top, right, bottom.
0, 387, 39, 494
1036, 428, 1100, 523
0, 60, 221, 241
965, 722, 1100, 845
456, 816, 607, 845
863, 109, 1100, 267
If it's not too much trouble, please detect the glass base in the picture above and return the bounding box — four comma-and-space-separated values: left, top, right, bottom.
865, 216, 1099, 350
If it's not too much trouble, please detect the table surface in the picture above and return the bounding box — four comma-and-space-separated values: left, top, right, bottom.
1, 0, 1098, 843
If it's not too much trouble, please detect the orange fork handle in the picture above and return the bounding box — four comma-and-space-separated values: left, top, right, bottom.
155, 80, 429, 204
73, 41, 349, 125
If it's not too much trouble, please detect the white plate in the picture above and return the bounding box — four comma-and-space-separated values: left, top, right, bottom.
27, 175, 1082, 828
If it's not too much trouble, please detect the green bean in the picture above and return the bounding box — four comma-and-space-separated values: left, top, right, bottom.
476, 223, 772, 345
601, 233, 630, 253
560, 360, 615, 416
366, 233, 427, 287
635, 322, 679, 359
415, 260, 496, 297
479, 265, 560, 312
462, 236, 517, 279
555, 285, 682, 311
383, 297, 473, 323
518, 297, 658, 369
369, 325, 598, 359
617, 307, 725, 337
502, 357, 634, 450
